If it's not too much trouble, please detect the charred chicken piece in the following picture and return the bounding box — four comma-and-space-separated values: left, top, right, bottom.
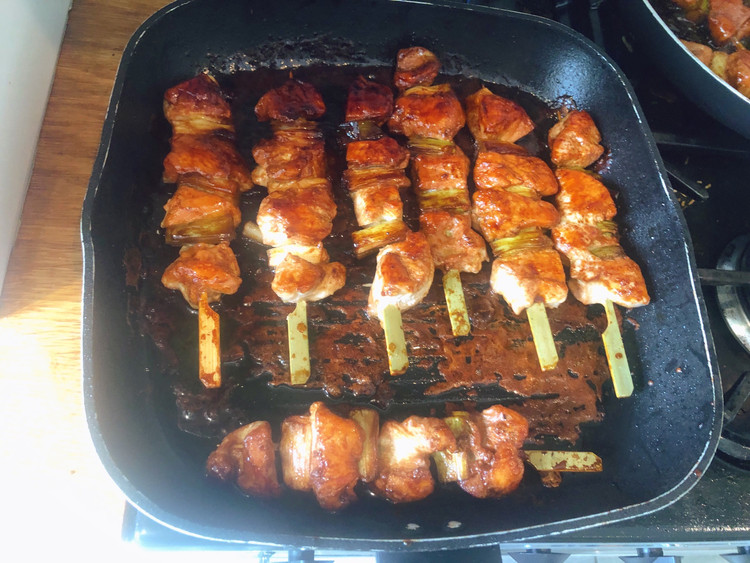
345, 75, 395, 124
163, 74, 235, 136
206, 421, 281, 498
255, 79, 326, 123
548, 109, 604, 169
371, 416, 456, 503
368, 231, 435, 320
389, 84, 466, 141
161, 242, 241, 308
393, 46, 441, 91
163, 133, 253, 196
465, 87, 535, 144
161, 184, 241, 246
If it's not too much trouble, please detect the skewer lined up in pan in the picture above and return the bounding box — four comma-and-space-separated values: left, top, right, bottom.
465, 86, 567, 371
244, 79, 346, 384
548, 109, 650, 397
343, 75, 432, 375
389, 47, 489, 336
159, 74, 248, 388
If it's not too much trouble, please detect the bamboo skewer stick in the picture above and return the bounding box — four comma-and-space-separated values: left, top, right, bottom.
526, 302, 559, 371
443, 269, 470, 337
383, 304, 409, 375
198, 291, 222, 388
602, 299, 633, 398
525, 450, 602, 473
287, 301, 311, 385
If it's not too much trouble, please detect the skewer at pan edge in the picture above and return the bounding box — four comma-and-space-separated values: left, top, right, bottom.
526, 301, 558, 371
288, 300, 311, 385
198, 291, 221, 388
602, 299, 634, 398
383, 304, 409, 376
443, 269, 470, 337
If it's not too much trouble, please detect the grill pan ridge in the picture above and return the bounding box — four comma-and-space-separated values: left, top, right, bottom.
81, 0, 721, 550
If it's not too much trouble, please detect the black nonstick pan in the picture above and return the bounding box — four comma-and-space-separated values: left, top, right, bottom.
81, 0, 721, 552
618, 0, 750, 139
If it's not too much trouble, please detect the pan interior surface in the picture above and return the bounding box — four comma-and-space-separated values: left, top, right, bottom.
81, 0, 720, 549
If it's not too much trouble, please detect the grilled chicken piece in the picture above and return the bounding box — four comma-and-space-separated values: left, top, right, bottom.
472, 188, 559, 242
552, 222, 650, 308
161, 242, 241, 308
163, 74, 234, 136
548, 110, 604, 169
491, 246, 569, 315
727, 49, 750, 97
389, 84, 466, 141
255, 79, 326, 122
473, 152, 559, 197
163, 133, 253, 196
206, 421, 281, 498
256, 183, 337, 247
267, 243, 329, 268
371, 416, 455, 503
465, 87, 535, 144
454, 406, 528, 499
345, 75, 394, 124
344, 167, 412, 193
161, 184, 241, 245
412, 146, 471, 195
351, 184, 404, 227
707, 0, 750, 45
271, 254, 346, 303
682, 39, 716, 67
346, 136, 410, 170
368, 231, 435, 319
251, 129, 326, 189
393, 46, 441, 91
554, 168, 617, 225
419, 211, 488, 273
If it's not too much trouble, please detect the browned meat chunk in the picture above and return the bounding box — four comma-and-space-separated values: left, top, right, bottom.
271, 254, 346, 303
419, 210, 488, 274
727, 49, 750, 97
412, 146, 471, 194
251, 129, 326, 189
707, 0, 750, 44
346, 137, 410, 170
351, 184, 404, 227
473, 151, 558, 197
389, 84, 466, 141
255, 79, 326, 122
161, 184, 241, 245
206, 421, 281, 498
472, 188, 559, 241
465, 87, 535, 144
393, 46, 441, 90
161, 242, 241, 308
345, 75, 394, 124
554, 168, 617, 225
371, 416, 455, 503
548, 110, 604, 169
163, 74, 234, 135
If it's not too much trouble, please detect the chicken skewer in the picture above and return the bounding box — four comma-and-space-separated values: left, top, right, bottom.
159, 74, 248, 388
389, 47, 488, 336
342, 75, 417, 375
548, 109, 650, 397
245, 80, 346, 384
465, 87, 567, 371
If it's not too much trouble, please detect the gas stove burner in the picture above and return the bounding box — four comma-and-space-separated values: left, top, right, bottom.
716, 234, 750, 355
715, 235, 750, 469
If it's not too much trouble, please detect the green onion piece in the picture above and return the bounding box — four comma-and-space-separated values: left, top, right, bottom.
443, 412, 471, 438
443, 269, 470, 336
602, 299, 633, 398
408, 136, 455, 153
527, 301, 558, 371
242, 221, 264, 244
433, 450, 469, 483
350, 409, 379, 483
287, 301, 310, 385
589, 244, 625, 260
418, 189, 471, 213
490, 228, 552, 258
352, 219, 409, 259
504, 184, 537, 198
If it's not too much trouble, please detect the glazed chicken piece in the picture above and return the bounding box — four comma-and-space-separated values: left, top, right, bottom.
551, 166, 649, 308
279, 402, 364, 511
707, 0, 750, 45
411, 146, 472, 197
393, 46, 441, 91
161, 184, 241, 245
465, 87, 535, 144
368, 231, 435, 320
163, 74, 235, 136
345, 75, 394, 124
346, 136, 410, 170
371, 416, 455, 503
255, 79, 326, 123
449, 406, 528, 499
389, 83, 466, 141
163, 133, 253, 196
271, 254, 346, 303
548, 109, 604, 168
472, 188, 559, 242
251, 128, 326, 190
161, 242, 241, 308
419, 211, 487, 274
205, 421, 281, 498
473, 151, 559, 197
727, 49, 750, 98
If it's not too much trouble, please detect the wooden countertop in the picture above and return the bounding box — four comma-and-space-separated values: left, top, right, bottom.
0, 0, 177, 555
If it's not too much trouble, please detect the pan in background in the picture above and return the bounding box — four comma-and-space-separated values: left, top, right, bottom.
80, 0, 721, 551
618, 0, 750, 140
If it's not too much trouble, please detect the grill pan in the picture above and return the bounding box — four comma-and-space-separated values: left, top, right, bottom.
81, 0, 722, 551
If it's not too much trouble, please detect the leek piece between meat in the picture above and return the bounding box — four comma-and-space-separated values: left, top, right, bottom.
443, 269, 470, 337
526, 450, 602, 473
603, 299, 634, 398
198, 292, 221, 389
383, 304, 408, 376
287, 300, 311, 385
526, 301, 558, 371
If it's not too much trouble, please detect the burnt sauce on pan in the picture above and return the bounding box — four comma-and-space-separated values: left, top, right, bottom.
130, 65, 619, 446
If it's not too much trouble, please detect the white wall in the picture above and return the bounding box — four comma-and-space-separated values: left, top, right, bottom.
0, 0, 72, 293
